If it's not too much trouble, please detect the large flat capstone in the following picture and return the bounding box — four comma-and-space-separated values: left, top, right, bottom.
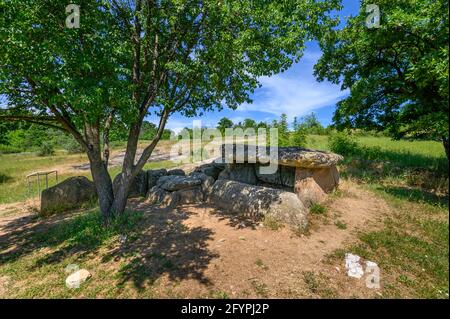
219, 144, 343, 168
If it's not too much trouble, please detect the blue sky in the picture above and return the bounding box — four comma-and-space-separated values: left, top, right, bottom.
154, 0, 361, 132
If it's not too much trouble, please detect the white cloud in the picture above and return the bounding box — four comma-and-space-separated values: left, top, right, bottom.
237, 73, 348, 120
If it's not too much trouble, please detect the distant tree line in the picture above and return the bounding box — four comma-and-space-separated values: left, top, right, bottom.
0, 120, 173, 155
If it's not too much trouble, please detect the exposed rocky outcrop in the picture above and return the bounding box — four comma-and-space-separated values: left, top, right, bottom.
40, 176, 97, 215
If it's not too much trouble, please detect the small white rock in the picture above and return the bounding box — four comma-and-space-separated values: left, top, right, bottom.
345, 253, 364, 279
65, 269, 91, 289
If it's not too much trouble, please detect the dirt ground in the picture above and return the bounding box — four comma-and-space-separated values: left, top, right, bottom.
113, 180, 388, 298
0, 178, 393, 298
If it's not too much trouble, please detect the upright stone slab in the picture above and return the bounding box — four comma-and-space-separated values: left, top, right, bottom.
40, 176, 97, 215
218, 144, 343, 206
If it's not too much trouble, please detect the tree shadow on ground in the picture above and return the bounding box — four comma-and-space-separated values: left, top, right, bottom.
209, 206, 260, 230
103, 203, 218, 291
0, 209, 106, 266
379, 185, 449, 209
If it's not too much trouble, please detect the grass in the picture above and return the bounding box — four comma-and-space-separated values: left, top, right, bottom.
0, 209, 144, 298
262, 215, 284, 230
0, 146, 179, 205
0, 134, 448, 298
310, 134, 448, 298
310, 203, 327, 215
334, 220, 347, 230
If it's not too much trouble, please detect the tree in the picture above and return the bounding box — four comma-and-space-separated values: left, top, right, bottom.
139, 121, 157, 140
243, 118, 257, 129
272, 113, 290, 146
314, 0, 449, 158
0, 0, 339, 222
298, 112, 325, 135
216, 117, 234, 134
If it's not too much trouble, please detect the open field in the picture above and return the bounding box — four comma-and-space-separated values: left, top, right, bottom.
0, 135, 448, 298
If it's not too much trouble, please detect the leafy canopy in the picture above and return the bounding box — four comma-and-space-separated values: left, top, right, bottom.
314, 0, 449, 141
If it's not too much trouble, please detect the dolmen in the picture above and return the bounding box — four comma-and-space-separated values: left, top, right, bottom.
146, 144, 343, 232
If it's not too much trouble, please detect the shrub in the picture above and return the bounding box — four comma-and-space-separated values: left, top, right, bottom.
290, 128, 308, 148
63, 138, 84, 154
38, 141, 55, 156
328, 132, 359, 156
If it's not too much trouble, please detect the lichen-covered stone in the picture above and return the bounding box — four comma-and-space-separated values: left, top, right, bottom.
220, 144, 343, 168
209, 179, 308, 231
147, 169, 167, 189
147, 186, 174, 207
218, 163, 257, 185
40, 176, 97, 215
156, 175, 202, 191
172, 187, 205, 205
167, 168, 186, 176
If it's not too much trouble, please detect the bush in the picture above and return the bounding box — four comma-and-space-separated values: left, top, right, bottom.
61, 138, 84, 154
290, 128, 308, 147
328, 132, 359, 156
38, 142, 55, 156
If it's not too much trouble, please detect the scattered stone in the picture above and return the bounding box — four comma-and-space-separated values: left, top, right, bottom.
157, 175, 202, 191
65, 269, 91, 289
40, 176, 97, 215
167, 168, 186, 176
239, 236, 246, 241
345, 253, 364, 279
147, 169, 167, 189
218, 238, 226, 243
119, 234, 127, 245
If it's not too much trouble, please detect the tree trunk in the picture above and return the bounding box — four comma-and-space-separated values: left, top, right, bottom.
109, 175, 131, 218
88, 156, 115, 223
443, 136, 449, 161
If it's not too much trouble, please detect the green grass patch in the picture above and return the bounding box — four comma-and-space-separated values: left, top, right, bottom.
310, 203, 327, 215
